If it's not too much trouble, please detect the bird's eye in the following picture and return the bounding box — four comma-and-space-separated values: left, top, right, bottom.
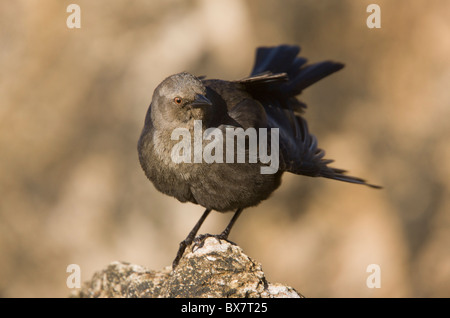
174, 97, 183, 105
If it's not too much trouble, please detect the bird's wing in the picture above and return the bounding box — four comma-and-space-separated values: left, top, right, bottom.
238, 45, 380, 188
281, 114, 381, 188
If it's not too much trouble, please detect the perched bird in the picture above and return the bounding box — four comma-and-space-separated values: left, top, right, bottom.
137, 45, 380, 268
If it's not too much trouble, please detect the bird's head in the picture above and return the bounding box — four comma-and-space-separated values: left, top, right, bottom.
149, 72, 213, 129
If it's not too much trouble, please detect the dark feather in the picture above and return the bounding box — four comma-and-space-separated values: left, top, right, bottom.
245, 45, 380, 188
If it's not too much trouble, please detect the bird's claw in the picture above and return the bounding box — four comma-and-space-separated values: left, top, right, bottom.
172, 233, 237, 269
192, 233, 237, 251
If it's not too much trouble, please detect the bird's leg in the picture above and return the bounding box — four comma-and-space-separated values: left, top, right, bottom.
218, 208, 243, 240
172, 208, 211, 269
192, 208, 244, 249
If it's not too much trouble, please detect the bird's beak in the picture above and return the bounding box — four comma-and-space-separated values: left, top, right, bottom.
191, 94, 212, 107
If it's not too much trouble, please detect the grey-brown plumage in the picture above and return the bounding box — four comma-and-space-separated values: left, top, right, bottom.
137, 45, 381, 267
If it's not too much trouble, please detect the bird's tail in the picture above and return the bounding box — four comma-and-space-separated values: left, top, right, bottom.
249, 45, 344, 110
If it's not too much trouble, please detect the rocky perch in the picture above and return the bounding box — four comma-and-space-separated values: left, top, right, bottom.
74, 237, 302, 298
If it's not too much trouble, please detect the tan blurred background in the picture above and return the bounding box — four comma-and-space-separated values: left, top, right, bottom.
1, 0, 449, 297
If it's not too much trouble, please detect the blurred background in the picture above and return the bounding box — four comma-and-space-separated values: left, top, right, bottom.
1, 0, 449, 297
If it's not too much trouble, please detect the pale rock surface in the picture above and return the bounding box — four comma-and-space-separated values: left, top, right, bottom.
74, 237, 302, 298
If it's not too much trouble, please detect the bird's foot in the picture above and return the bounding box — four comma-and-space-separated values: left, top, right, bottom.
172, 233, 237, 269
192, 233, 237, 251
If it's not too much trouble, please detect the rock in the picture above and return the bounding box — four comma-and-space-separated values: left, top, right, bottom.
74, 237, 303, 298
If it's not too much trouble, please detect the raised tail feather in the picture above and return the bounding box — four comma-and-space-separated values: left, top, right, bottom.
251, 45, 344, 97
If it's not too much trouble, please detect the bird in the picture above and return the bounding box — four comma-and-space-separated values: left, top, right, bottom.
137, 45, 381, 268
